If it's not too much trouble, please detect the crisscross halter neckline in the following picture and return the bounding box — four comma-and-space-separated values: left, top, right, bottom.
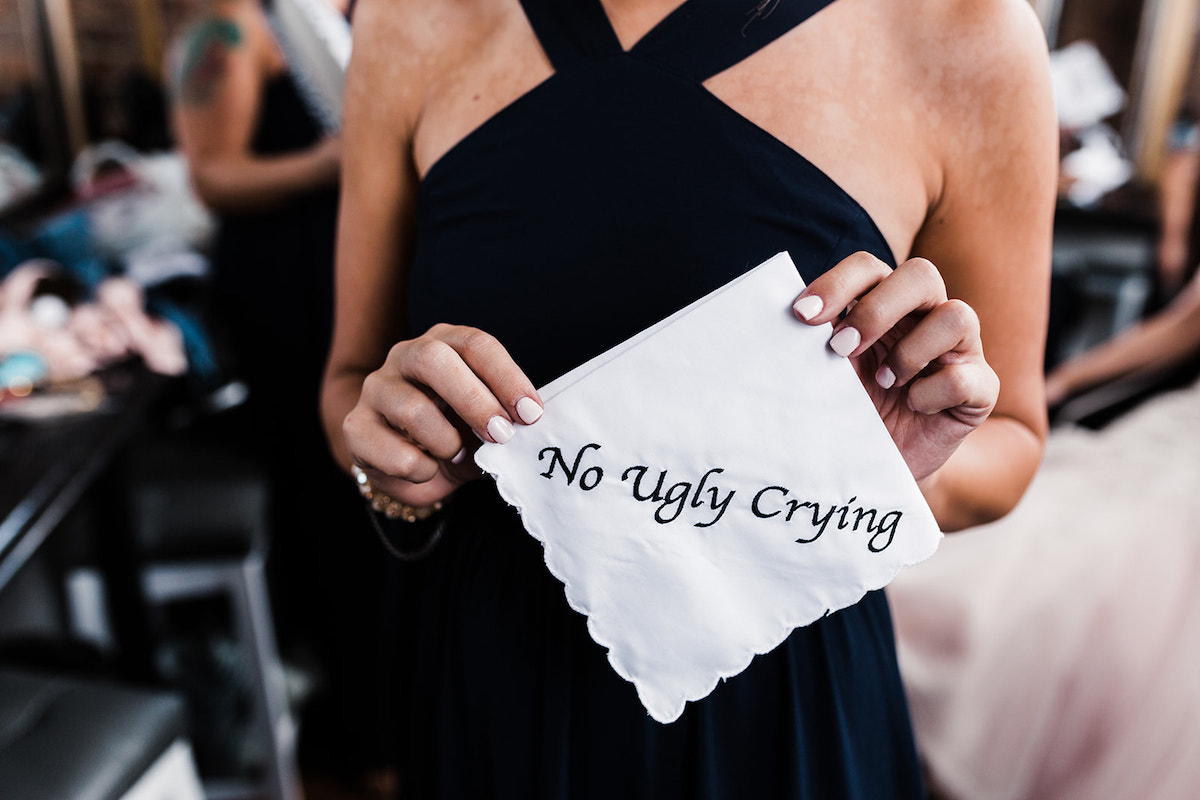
410, 0, 889, 387
519, 0, 837, 81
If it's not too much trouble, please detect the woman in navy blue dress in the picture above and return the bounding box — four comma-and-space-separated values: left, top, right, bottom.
321, 0, 1057, 796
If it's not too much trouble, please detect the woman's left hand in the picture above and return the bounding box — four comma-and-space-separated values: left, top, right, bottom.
792, 252, 999, 484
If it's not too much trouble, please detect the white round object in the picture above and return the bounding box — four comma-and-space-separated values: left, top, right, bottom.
29, 294, 72, 329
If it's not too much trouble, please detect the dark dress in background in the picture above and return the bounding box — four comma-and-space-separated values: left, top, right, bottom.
208, 70, 390, 780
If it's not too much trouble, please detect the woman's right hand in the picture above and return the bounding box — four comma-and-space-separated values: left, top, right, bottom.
341, 323, 544, 507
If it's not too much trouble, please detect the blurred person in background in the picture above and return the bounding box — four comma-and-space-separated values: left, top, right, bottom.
168, 1, 394, 797
1153, 108, 1200, 299
1046, 264, 1200, 406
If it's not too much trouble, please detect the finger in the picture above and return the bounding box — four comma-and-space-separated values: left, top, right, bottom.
343, 398, 443, 484
877, 299, 981, 389
399, 325, 542, 444
437, 325, 544, 425
359, 365, 467, 463
906, 361, 998, 420
791, 251, 892, 326
826, 257, 948, 358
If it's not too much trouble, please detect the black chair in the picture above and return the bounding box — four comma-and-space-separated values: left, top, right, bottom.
125, 439, 301, 800
0, 668, 204, 800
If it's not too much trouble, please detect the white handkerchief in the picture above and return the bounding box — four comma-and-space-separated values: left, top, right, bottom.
476, 251, 941, 723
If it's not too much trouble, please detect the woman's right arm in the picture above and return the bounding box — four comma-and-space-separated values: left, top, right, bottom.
1045, 274, 1200, 405
168, 0, 340, 212
321, 0, 542, 509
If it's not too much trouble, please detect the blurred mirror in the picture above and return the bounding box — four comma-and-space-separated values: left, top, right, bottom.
0, 0, 201, 219
0, 0, 60, 213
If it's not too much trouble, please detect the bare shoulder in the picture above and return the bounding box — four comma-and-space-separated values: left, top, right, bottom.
900, 0, 1052, 115
168, 0, 267, 102
348, 0, 544, 167
880, 0, 1056, 198
351, 0, 493, 51
348, 0, 511, 112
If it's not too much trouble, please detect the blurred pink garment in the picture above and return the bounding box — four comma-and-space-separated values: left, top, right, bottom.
93, 278, 187, 376
890, 379, 1200, 800
0, 264, 187, 380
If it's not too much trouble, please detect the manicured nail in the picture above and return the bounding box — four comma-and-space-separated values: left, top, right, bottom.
516, 396, 543, 424
876, 364, 896, 390
450, 447, 468, 464
486, 415, 514, 444
793, 294, 823, 321
829, 326, 860, 357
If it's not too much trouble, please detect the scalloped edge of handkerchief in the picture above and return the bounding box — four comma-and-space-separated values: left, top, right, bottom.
476, 454, 943, 724
473, 250, 945, 723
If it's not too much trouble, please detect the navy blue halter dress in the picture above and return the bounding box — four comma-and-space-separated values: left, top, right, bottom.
397, 1, 926, 796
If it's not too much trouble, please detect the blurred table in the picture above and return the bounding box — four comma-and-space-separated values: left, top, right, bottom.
0, 366, 168, 594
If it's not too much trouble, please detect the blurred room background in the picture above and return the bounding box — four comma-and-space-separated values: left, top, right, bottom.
1, 1, 1199, 799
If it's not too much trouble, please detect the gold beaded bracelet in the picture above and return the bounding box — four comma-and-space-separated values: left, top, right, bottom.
352, 464, 447, 560
352, 465, 443, 523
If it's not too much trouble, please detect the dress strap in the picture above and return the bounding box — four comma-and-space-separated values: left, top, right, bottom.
518, 0, 623, 71
518, 0, 838, 79
632, 0, 840, 82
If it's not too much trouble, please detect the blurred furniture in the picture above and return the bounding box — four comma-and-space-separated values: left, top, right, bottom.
126, 439, 301, 800
0, 363, 300, 799
0, 667, 204, 800
0, 366, 169, 680
1048, 197, 1158, 370
0, 367, 166, 593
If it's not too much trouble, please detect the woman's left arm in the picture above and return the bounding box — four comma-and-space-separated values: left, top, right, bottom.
913, 3, 1058, 529
795, 1, 1058, 531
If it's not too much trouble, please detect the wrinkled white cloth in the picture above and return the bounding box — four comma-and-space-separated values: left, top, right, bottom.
891, 379, 1200, 800
477, 252, 941, 723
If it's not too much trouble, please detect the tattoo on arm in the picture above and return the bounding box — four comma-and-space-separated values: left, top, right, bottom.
172, 18, 244, 106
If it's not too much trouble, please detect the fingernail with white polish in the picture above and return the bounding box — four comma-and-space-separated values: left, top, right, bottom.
829, 326, 860, 357
451, 447, 468, 464
516, 396, 543, 424
793, 294, 823, 321
876, 364, 896, 390
486, 415, 515, 444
